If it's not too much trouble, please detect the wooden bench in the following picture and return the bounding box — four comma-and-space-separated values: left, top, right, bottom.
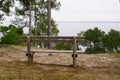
20, 36, 84, 68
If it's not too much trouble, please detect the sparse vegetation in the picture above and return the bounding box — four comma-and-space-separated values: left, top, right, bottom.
0, 45, 120, 80
0, 61, 120, 80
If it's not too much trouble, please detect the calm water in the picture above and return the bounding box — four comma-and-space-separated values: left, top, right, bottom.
1, 22, 120, 37
57, 22, 120, 36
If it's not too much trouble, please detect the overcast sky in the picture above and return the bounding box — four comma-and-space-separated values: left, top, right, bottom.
1, 0, 120, 25
1, 0, 120, 36
52, 0, 120, 22
51, 0, 120, 36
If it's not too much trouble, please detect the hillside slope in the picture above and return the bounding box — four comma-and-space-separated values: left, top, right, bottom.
0, 45, 120, 67
0, 45, 120, 80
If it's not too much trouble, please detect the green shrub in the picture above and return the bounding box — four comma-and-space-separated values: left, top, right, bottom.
54, 42, 72, 50
117, 50, 120, 53
0, 24, 23, 45
1, 31, 19, 44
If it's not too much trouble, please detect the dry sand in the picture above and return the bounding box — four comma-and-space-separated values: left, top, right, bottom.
0, 45, 120, 68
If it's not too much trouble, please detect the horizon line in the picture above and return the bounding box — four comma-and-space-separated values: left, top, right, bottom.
56, 21, 120, 23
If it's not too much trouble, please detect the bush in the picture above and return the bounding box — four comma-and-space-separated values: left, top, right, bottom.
85, 44, 105, 54
117, 50, 120, 53
54, 42, 72, 50
1, 31, 19, 44
0, 24, 23, 45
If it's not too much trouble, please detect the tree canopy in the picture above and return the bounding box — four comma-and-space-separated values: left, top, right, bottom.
13, 0, 61, 36
78, 27, 120, 54
0, 0, 14, 20
0, 0, 61, 47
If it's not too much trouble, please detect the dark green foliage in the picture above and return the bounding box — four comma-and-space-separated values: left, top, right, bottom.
117, 50, 120, 53
0, 0, 14, 20
0, 24, 23, 45
0, 26, 9, 36
51, 0, 61, 10
16, 28, 23, 35
85, 44, 105, 54
90, 43, 105, 54
1, 31, 19, 44
101, 34, 113, 52
83, 27, 105, 54
84, 27, 104, 43
15, 7, 25, 15
54, 42, 72, 50
78, 27, 120, 54
101, 29, 120, 52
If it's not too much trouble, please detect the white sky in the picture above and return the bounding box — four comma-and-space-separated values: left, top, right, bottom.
1, 0, 120, 36
1, 0, 120, 24
52, 0, 120, 22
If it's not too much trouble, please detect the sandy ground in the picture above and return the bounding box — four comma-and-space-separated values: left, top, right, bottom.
0, 45, 120, 68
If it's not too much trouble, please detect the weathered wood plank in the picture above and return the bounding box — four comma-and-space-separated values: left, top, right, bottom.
23, 50, 82, 53
20, 36, 84, 42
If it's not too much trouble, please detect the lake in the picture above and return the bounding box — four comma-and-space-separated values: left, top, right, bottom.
57, 22, 120, 36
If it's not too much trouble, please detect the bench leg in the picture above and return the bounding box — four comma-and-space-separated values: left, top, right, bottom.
27, 52, 34, 63
73, 37, 77, 68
